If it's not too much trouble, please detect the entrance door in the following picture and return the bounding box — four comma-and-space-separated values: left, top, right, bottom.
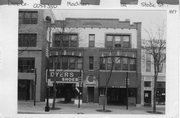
18, 80, 30, 100
64, 84, 74, 103
144, 91, 151, 106
88, 87, 94, 103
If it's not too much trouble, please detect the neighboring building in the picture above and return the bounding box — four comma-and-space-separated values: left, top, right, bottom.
18, 9, 54, 101
48, 18, 142, 105
141, 41, 166, 106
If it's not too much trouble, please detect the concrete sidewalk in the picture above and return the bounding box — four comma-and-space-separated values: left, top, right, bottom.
18, 101, 165, 114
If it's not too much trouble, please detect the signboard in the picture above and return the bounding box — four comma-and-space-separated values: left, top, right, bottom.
49, 70, 81, 83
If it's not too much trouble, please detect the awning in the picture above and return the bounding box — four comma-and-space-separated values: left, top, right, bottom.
99, 72, 138, 88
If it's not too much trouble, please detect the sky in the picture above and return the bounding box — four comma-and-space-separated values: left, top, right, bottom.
52, 9, 166, 39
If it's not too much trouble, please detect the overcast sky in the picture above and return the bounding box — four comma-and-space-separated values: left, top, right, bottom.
52, 9, 166, 39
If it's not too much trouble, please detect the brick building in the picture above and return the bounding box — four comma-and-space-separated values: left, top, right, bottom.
48, 18, 142, 105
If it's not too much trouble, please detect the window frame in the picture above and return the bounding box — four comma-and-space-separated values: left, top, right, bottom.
89, 34, 95, 47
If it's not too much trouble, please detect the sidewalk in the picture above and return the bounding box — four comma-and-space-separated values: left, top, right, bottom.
18, 101, 165, 114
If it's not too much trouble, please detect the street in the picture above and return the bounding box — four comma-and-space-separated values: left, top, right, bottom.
18, 101, 165, 114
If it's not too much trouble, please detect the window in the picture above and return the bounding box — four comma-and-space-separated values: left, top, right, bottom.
107, 57, 112, 70
144, 81, 151, 87
158, 63, 163, 73
53, 34, 78, 47
100, 57, 106, 70
55, 58, 61, 69
18, 58, 35, 73
146, 54, 151, 72
18, 33, 37, 47
122, 58, 128, 70
19, 11, 38, 24
106, 35, 113, 48
89, 34, 95, 47
89, 56, 94, 70
114, 57, 121, 70
62, 57, 68, 69
114, 36, 121, 47
129, 59, 136, 71
77, 58, 83, 69
122, 36, 130, 48
69, 57, 76, 69
106, 34, 130, 48
70, 35, 78, 47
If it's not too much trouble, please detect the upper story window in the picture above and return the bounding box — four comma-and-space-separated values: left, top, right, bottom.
19, 11, 38, 24
144, 81, 151, 87
18, 58, 35, 73
146, 54, 151, 72
89, 34, 95, 47
49, 56, 83, 70
89, 56, 94, 70
53, 34, 78, 47
18, 33, 37, 47
105, 34, 131, 48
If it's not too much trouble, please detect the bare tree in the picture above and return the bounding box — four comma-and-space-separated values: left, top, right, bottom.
143, 26, 166, 113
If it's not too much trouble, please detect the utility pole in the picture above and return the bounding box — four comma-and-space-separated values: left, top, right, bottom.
45, 16, 51, 112
34, 68, 37, 106
126, 71, 129, 110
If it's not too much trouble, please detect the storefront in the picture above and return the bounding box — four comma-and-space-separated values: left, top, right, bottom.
18, 80, 34, 100
99, 71, 139, 106
48, 70, 82, 103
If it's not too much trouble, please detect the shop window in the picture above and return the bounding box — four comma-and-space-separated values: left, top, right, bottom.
19, 11, 38, 24
146, 54, 151, 72
130, 59, 136, 71
128, 88, 136, 97
114, 57, 121, 70
122, 58, 128, 70
100, 57, 106, 70
89, 34, 95, 47
18, 58, 35, 73
62, 57, 68, 69
18, 33, 37, 47
144, 81, 151, 87
89, 56, 94, 70
122, 36, 130, 48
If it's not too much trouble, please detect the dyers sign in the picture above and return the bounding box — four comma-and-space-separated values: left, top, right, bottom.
49, 70, 81, 82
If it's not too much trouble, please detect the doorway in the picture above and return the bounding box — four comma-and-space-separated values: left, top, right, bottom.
87, 87, 94, 103
144, 91, 152, 106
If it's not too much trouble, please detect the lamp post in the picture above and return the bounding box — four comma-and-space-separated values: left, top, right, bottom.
45, 16, 51, 112
78, 69, 82, 108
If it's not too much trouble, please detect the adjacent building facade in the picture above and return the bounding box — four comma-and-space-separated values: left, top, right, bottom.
141, 41, 166, 106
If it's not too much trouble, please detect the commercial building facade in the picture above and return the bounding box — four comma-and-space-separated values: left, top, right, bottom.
48, 18, 142, 105
18, 9, 143, 105
141, 44, 166, 106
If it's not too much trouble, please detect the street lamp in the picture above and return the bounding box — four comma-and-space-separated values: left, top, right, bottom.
45, 16, 52, 112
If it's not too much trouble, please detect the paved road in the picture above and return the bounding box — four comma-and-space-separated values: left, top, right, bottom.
18, 101, 165, 114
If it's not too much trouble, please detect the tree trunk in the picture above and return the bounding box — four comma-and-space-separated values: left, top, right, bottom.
153, 62, 158, 113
